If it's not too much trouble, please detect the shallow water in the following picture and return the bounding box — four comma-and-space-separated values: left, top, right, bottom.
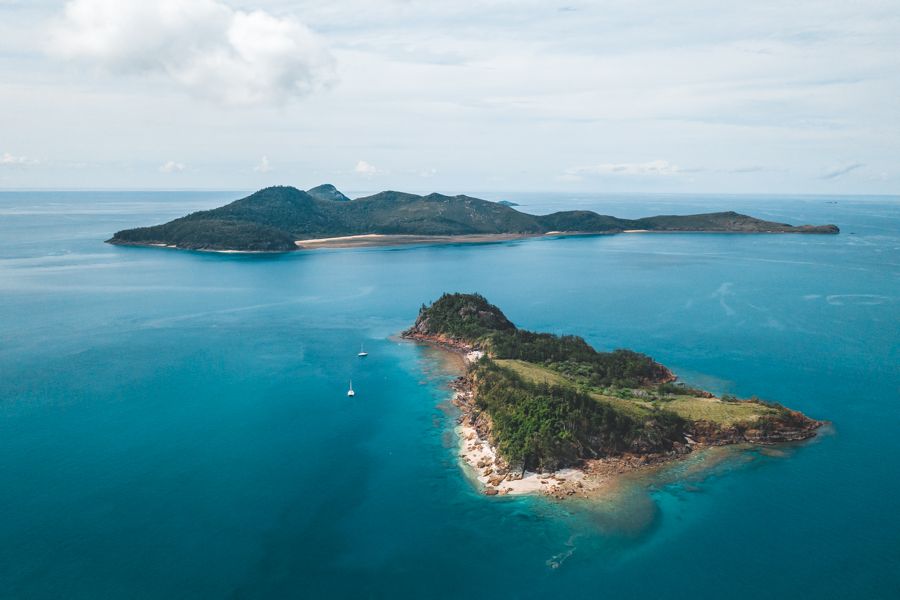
1, 191, 898, 598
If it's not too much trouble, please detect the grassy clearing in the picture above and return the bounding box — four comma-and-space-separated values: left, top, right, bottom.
493, 358, 775, 426
658, 396, 776, 426
494, 359, 569, 386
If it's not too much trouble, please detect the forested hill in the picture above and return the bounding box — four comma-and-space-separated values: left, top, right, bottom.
107, 185, 840, 252
405, 292, 675, 387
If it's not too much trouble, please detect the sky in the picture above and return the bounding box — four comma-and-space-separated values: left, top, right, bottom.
0, 0, 898, 194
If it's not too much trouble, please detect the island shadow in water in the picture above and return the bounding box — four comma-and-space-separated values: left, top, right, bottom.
560, 438, 824, 564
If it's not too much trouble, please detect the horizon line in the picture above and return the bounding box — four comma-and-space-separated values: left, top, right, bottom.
0, 186, 898, 199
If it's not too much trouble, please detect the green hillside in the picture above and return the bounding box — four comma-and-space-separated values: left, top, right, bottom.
107, 185, 839, 252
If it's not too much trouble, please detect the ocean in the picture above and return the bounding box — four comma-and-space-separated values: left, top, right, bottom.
1, 191, 898, 598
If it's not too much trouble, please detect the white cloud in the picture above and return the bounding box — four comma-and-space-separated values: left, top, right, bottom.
354, 160, 378, 175
566, 160, 681, 176
0, 152, 38, 166
47, 0, 336, 106
159, 160, 186, 173
821, 162, 864, 180
253, 155, 273, 173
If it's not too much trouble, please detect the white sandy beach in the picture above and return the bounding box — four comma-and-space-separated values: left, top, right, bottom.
454, 348, 589, 496
456, 420, 586, 496
294, 233, 539, 249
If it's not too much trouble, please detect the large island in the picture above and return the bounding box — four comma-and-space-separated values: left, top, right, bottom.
107, 185, 839, 252
403, 293, 823, 498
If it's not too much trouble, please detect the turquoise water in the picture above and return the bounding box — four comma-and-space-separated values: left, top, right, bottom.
1, 191, 898, 598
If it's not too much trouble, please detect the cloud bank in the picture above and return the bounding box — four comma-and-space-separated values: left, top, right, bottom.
566, 160, 681, 177
48, 0, 336, 106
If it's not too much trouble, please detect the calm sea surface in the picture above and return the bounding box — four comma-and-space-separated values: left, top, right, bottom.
1, 191, 898, 599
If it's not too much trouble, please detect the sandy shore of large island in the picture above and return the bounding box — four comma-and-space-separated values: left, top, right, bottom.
295, 229, 814, 250
294, 233, 563, 249
111, 228, 839, 254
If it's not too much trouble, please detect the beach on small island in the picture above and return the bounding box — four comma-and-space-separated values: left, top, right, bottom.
444, 349, 602, 498
403, 293, 824, 500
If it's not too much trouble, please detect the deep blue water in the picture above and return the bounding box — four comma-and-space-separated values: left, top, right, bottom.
1, 191, 898, 599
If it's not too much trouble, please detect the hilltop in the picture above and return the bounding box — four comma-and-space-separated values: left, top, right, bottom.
107, 185, 839, 252
403, 293, 823, 496
306, 183, 350, 202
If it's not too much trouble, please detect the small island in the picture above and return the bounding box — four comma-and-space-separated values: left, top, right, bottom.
107, 185, 839, 252
403, 293, 823, 498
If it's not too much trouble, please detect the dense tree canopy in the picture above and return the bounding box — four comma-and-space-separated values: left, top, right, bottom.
473, 360, 685, 471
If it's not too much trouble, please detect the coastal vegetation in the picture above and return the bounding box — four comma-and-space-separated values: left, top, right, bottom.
471, 359, 686, 470
404, 293, 822, 473
107, 185, 840, 252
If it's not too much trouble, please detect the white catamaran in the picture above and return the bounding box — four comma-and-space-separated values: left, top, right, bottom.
347, 379, 355, 397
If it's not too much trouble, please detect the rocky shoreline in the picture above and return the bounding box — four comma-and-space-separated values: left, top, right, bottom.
449, 371, 671, 499
107, 241, 284, 254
